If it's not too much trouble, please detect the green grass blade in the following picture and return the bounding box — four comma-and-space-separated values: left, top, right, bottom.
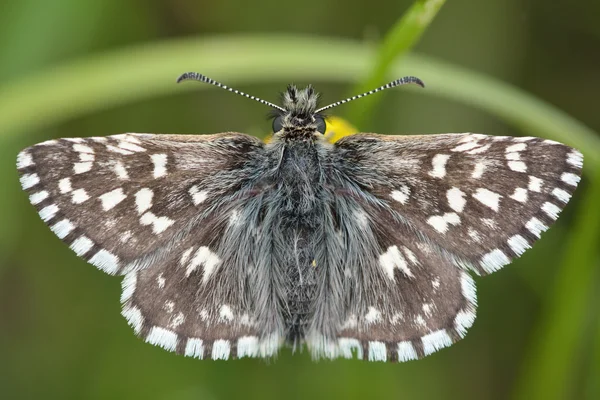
344, 0, 446, 126
0, 35, 597, 170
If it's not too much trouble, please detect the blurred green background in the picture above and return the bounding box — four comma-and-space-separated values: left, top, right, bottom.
1, 0, 599, 399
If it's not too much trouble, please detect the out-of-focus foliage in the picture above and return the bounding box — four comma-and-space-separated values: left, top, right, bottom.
1, 0, 599, 399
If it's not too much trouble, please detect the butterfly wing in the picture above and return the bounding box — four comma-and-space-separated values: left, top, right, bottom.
17, 133, 263, 274
328, 132, 582, 361
18, 132, 281, 358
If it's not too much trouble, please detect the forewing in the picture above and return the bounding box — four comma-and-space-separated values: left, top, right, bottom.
335, 133, 583, 275
17, 132, 264, 275
326, 132, 582, 362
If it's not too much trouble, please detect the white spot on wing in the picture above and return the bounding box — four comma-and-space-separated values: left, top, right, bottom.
157, 273, 165, 289
510, 187, 528, 203
185, 338, 204, 359
120, 231, 132, 244
211, 340, 231, 360
121, 272, 137, 303
567, 150, 583, 168
140, 212, 174, 234
468, 228, 482, 243
237, 336, 259, 358
146, 327, 178, 351
508, 161, 527, 172
390, 185, 410, 204
73, 162, 93, 174
473, 188, 501, 211
526, 217, 548, 238
427, 212, 461, 234
89, 249, 120, 274
135, 188, 153, 214
402, 247, 419, 265
151, 154, 168, 178
51, 219, 74, 239
506, 143, 527, 153
163, 301, 175, 313
39, 204, 59, 222
338, 338, 363, 359
70, 236, 93, 256
180, 247, 194, 266
30, 191, 49, 205
561, 172, 580, 186
365, 306, 382, 324
461, 272, 477, 306
379, 245, 414, 280
79, 153, 94, 162
99, 188, 126, 211
73, 143, 94, 154
71, 188, 90, 204
472, 161, 486, 179
480, 249, 510, 273
428, 154, 451, 178
20, 173, 40, 189
113, 161, 129, 180
397, 341, 418, 361
368, 341, 387, 362
454, 308, 476, 338
189, 185, 208, 205
528, 176, 543, 192
170, 312, 185, 328
507, 234, 530, 256
118, 141, 146, 153
542, 202, 561, 220
219, 305, 234, 322
422, 329, 453, 356
59, 177, 72, 193
186, 246, 221, 283
122, 305, 144, 334
17, 151, 34, 169
552, 188, 571, 203
447, 187, 466, 212
107, 145, 133, 155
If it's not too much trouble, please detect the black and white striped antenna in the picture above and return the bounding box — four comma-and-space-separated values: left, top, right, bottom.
177, 72, 287, 113
315, 76, 425, 113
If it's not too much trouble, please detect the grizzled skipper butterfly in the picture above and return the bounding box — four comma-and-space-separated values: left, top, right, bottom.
17, 72, 583, 361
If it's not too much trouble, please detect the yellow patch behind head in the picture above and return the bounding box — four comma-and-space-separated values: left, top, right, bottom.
264, 116, 357, 143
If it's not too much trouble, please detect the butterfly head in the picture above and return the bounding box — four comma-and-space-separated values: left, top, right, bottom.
271, 85, 327, 139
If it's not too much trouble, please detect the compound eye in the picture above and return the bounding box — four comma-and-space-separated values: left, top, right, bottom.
315, 116, 326, 134
272, 116, 284, 133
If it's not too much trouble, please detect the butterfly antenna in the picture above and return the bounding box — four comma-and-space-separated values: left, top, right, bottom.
315, 76, 425, 113
177, 72, 287, 113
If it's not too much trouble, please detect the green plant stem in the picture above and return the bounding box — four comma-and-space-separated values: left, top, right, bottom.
345, 0, 446, 127
513, 167, 600, 400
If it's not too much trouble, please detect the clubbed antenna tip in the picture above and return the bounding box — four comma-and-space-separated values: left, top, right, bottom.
315, 76, 425, 113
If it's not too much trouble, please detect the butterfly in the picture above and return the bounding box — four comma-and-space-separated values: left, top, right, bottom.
17, 72, 583, 362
